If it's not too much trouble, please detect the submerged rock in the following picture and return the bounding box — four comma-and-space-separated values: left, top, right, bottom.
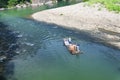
0, 22, 19, 77
16, 34, 23, 38
0, 56, 7, 62
24, 42, 34, 46
0, 8, 5, 11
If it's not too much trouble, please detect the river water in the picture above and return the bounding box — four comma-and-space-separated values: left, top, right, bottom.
0, 6, 120, 80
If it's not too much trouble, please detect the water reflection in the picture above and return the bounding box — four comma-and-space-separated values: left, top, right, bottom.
0, 22, 19, 80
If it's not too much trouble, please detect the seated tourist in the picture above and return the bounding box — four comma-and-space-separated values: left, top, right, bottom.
68, 44, 76, 53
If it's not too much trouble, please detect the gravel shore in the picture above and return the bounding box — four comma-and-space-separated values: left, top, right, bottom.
32, 3, 120, 49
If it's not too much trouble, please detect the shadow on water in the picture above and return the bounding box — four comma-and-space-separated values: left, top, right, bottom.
24, 18, 120, 52
26, 18, 97, 42
0, 22, 19, 80
0, 75, 6, 80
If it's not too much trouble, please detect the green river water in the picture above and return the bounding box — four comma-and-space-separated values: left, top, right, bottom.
0, 6, 120, 80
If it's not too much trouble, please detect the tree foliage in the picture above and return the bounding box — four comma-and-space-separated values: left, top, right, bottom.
8, 0, 18, 7
0, 0, 8, 7
0, 0, 31, 8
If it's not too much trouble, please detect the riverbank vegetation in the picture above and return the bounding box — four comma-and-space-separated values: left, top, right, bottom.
84, 0, 120, 12
0, 0, 31, 8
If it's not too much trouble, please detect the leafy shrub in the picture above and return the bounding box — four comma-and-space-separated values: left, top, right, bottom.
86, 0, 120, 12
8, 0, 18, 7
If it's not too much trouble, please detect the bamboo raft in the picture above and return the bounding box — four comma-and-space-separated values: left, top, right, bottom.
63, 38, 80, 55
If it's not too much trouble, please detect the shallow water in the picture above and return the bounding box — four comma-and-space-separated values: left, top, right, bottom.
0, 7, 120, 80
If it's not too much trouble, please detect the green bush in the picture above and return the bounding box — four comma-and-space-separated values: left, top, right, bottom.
8, 0, 18, 7
0, 0, 31, 8
85, 0, 120, 12
0, 0, 8, 8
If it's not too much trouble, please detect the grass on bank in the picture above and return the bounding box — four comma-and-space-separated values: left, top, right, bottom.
84, 0, 120, 12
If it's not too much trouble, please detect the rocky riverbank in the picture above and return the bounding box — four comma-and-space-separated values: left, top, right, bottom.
32, 2, 120, 49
